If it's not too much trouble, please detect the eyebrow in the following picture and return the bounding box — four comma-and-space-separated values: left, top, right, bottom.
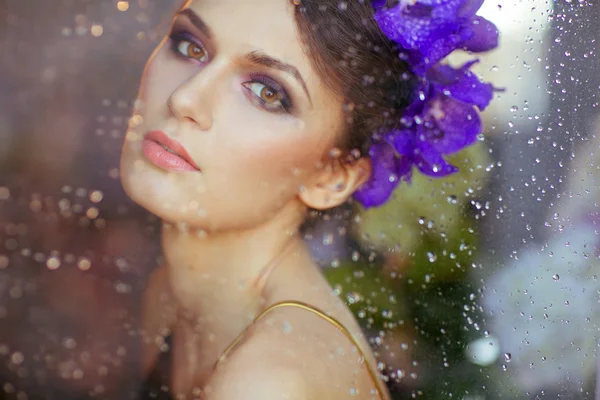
175, 9, 312, 104
245, 51, 312, 104
176, 8, 213, 38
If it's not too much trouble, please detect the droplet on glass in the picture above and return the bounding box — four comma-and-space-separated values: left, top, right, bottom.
0, 256, 9, 270
46, 256, 61, 270
10, 352, 24, 365
117, 1, 130, 11
89, 190, 104, 203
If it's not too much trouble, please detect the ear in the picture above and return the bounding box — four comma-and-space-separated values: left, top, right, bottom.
298, 156, 372, 210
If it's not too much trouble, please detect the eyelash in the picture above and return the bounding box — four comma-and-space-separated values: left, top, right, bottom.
168, 29, 294, 114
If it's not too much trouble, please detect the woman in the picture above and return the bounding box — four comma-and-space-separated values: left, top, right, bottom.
120, 0, 498, 398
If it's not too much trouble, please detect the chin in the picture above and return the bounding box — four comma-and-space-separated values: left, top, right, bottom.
120, 147, 187, 223
122, 176, 199, 226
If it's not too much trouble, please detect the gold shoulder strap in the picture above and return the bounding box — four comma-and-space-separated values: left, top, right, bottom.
216, 300, 386, 399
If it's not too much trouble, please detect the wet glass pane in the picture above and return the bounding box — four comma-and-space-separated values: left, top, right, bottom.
0, 0, 598, 399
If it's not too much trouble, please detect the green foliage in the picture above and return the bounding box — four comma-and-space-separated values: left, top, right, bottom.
325, 145, 491, 398
354, 143, 491, 254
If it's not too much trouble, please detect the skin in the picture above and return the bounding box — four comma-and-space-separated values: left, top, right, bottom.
120, 0, 388, 398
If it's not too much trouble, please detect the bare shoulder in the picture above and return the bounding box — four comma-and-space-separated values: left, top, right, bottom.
203, 338, 309, 400
204, 304, 387, 400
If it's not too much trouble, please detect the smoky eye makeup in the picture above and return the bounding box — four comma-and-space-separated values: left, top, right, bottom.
241, 74, 295, 114
168, 24, 209, 64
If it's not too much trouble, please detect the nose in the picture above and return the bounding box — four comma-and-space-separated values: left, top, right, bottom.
167, 66, 218, 131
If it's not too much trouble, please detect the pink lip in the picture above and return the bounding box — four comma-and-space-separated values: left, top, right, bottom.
142, 130, 201, 172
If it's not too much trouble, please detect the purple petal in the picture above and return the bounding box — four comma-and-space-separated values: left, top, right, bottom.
415, 0, 462, 6
372, 0, 387, 8
423, 96, 481, 154
374, 4, 457, 50
428, 62, 494, 110
412, 30, 468, 74
429, 0, 471, 19
388, 129, 416, 156
449, 73, 494, 111
462, 16, 499, 52
427, 62, 468, 83
414, 0, 469, 20
414, 144, 458, 177
396, 154, 414, 182
354, 142, 403, 208
457, 0, 485, 17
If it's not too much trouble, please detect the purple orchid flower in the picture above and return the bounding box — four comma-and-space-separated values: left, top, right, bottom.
355, 61, 493, 208
374, 0, 499, 74
354, 1, 498, 208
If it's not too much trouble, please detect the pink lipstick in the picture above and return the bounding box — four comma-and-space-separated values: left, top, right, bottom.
142, 130, 200, 172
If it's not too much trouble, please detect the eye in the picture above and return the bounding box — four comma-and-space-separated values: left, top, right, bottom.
244, 82, 282, 106
170, 33, 208, 63
241, 77, 293, 114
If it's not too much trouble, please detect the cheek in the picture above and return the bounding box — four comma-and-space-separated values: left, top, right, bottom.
226, 129, 328, 188
211, 103, 336, 189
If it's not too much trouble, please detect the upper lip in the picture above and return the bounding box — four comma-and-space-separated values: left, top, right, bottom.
144, 130, 201, 171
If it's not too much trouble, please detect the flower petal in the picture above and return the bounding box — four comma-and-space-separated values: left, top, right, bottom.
424, 96, 481, 154
414, 144, 458, 177
428, 62, 494, 110
462, 16, 499, 52
374, 3, 457, 50
388, 129, 416, 156
457, 0, 485, 17
354, 142, 403, 208
412, 29, 469, 73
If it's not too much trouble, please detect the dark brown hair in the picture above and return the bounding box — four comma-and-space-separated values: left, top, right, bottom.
293, 0, 415, 155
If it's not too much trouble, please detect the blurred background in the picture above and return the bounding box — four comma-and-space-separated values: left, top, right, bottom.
0, 0, 598, 399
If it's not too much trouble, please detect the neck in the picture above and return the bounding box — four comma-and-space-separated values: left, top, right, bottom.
160, 203, 305, 325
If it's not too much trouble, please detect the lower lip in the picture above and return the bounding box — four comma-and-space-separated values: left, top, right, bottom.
142, 140, 199, 172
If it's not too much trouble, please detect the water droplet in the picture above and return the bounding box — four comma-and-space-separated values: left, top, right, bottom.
63, 337, 77, 349
552, 274, 559, 282
46, 256, 61, 270
89, 190, 104, 203
117, 1, 130, 11
91, 24, 104, 37
0, 256, 9, 270
503, 353, 512, 362
78, 258, 91, 271
10, 352, 24, 365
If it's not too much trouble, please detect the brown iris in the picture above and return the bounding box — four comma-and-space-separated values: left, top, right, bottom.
260, 87, 279, 103
187, 43, 206, 60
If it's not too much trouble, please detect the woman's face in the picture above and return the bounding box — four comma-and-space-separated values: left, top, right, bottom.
120, 0, 347, 231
